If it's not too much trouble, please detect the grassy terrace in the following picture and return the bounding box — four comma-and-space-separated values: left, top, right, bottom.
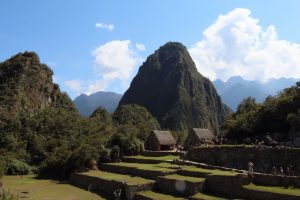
81, 170, 154, 185
105, 162, 178, 172
105, 160, 238, 176
124, 155, 180, 161
191, 192, 227, 200
243, 183, 300, 196
161, 174, 205, 182
2, 175, 104, 200
136, 190, 185, 200
179, 165, 238, 176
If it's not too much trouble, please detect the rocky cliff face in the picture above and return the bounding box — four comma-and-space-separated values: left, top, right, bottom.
0, 52, 75, 119
119, 42, 231, 132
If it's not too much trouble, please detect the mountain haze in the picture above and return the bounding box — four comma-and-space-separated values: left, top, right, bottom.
119, 42, 231, 132
74, 91, 122, 117
214, 76, 297, 110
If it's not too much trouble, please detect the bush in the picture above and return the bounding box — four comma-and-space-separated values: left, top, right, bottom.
2, 156, 33, 175
109, 133, 145, 156
121, 137, 144, 155
67, 144, 100, 172
110, 146, 120, 162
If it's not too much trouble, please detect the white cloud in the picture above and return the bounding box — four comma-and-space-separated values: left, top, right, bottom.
64, 79, 84, 95
136, 43, 146, 51
188, 8, 300, 82
95, 22, 114, 31
87, 40, 143, 94
64, 40, 143, 96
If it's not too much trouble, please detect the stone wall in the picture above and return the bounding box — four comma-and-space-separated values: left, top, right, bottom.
156, 176, 204, 197
70, 173, 154, 200
186, 146, 300, 175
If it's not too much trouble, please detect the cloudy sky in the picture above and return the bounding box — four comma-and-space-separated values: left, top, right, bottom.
1, 0, 300, 98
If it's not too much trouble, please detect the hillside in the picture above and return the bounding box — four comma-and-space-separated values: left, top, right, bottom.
74, 91, 122, 117
119, 42, 231, 132
0, 52, 75, 119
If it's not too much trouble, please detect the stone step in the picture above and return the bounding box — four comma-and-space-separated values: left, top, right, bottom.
99, 162, 177, 179
135, 190, 185, 200
156, 174, 206, 197
70, 170, 155, 200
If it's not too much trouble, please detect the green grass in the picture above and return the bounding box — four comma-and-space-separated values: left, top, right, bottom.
136, 190, 185, 200
161, 174, 205, 182
191, 192, 227, 200
2, 175, 105, 200
244, 183, 300, 196
81, 170, 154, 185
124, 155, 180, 161
106, 162, 178, 172
107, 161, 238, 177
179, 165, 238, 176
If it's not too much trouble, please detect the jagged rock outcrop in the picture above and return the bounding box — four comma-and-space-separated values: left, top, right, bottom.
119, 42, 231, 132
0, 51, 75, 121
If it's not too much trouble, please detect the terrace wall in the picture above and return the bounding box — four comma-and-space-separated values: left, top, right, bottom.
186, 146, 300, 175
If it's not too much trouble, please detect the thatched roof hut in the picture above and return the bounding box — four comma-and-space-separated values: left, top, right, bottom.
145, 130, 176, 151
184, 128, 214, 149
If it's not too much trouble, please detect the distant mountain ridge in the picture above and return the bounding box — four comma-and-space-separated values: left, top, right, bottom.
213, 76, 298, 110
74, 91, 122, 117
119, 42, 231, 132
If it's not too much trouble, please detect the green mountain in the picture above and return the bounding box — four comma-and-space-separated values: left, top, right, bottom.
119, 42, 231, 132
0, 51, 75, 120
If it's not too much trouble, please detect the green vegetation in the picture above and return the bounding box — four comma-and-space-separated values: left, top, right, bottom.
180, 165, 237, 176
0, 52, 156, 180
82, 170, 154, 185
162, 174, 205, 182
136, 190, 184, 200
221, 83, 300, 142
191, 192, 227, 200
107, 162, 177, 172
113, 104, 160, 141
2, 175, 104, 200
119, 42, 231, 132
244, 183, 300, 196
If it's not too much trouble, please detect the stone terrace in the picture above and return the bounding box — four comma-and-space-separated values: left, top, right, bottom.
70, 152, 300, 200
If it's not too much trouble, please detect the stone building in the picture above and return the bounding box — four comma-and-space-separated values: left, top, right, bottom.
145, 130, 176, 151
184, 128, 214, 149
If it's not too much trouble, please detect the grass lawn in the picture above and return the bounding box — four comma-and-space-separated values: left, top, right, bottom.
179, 165, 238, 176
107, 161, 237, 177
2, 175, 105, 200
161, 174, 205, 182
124, 155, 180, 161
81, 170, 154, 185
191, 192, 227, 200
244, 183, 300, 196
136, 190, 185, 200
107, 162, 178, 172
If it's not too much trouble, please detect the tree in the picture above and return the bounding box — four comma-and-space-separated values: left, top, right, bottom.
113, 104, 160, 140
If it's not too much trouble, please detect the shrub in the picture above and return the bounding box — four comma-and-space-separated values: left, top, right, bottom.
2, 156, 33, 175
110, 146, 120, 162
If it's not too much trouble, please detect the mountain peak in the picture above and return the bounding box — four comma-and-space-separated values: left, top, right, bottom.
119, 42, 230, 131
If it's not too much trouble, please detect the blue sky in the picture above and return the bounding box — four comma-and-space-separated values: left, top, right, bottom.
1, 0, 300, 99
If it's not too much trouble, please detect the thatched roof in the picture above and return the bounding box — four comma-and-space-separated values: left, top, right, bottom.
152, 130, 176, 145
191, 128, 214, 140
